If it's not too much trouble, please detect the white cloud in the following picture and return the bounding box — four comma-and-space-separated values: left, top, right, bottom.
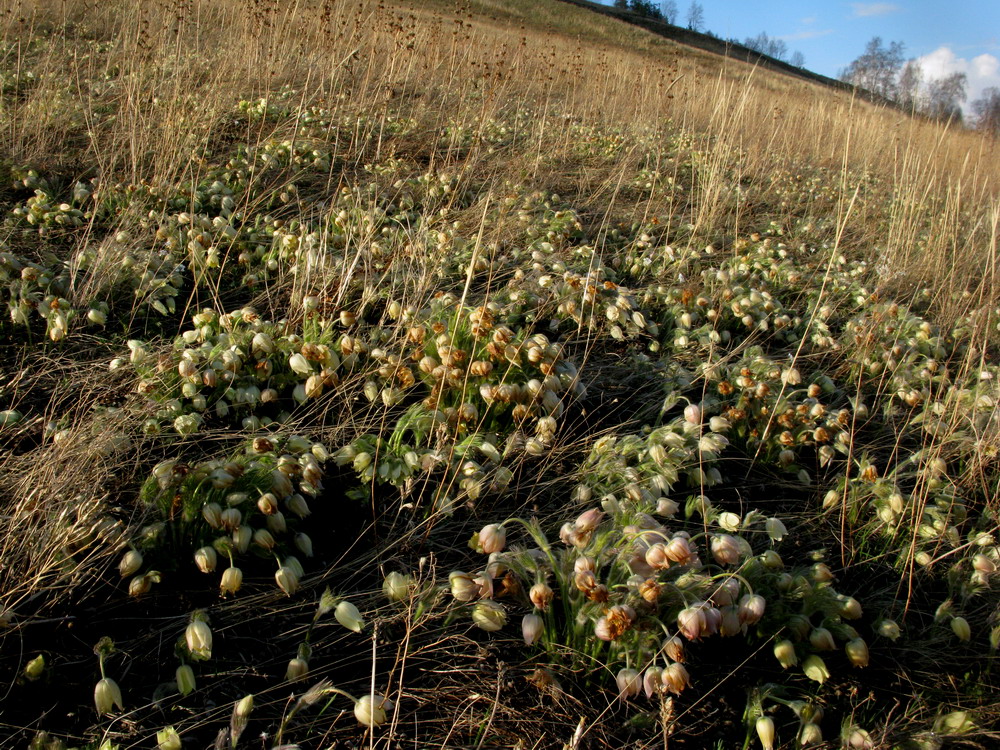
850, 3, 901, 17
913, 46, 1000, 113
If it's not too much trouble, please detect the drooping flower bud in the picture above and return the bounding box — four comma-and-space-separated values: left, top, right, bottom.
335, 600, 365, 632
574, 508, 604, 533
700, 604, 721, 636
639, 578, 662, 604
450, 571, 479, 602
220, 566, 243, 596
809, 627, 836, 651
286, 494, 311, 519
684, 403, 702, 424
355, 694, 393, 728
802, 654, 830, 685
176, 664, 196, 696
471, 600, 506, 632
761, 550, 783, 569
24, 654, 44, 681
194, 546, 217, 574
709, 415, 731, 433
645, 543, 670, 570
478, 524, 507, 554
252, 528, 275, 550
234, 694, 254, 721
756, 716, 776, 750
847, 727, 874, 749
616, 668, 641, 700
664, 536, 695, 565
285, 657, 309, 681
202, 502, 222, 528
266, 511, 286, 533
95, 677, 124, 715
275, 566, 300, 597
799, 722, 823, 746
773, 639, 798, 668
718, 512, 741, 532
677, 605, 707, 641
294, 533, 314, 558
383, 572, 413, 602
663, 635, 685, 663
522, 613, 544, 645
529, 582, 554, 611
765, 517, 787, 541
738, 594, 766, 626
876, 618, 901, 640
951, 616, 971, 641
157, 727, 182, 750
258, 492, 279, 515
811, 563, 834, 582
232, 526, 251, 554
185, 619, 212, 660
711, 534, 742, 565
271, 470, 293, 498
289, 353, 312, 376
845, 637, 869, 667
119, 550, 143, 577
710, 577, 740, 607
643, 666, 663, 698
839, 596, 863, 619
129, 574, 152, 597
661, 663, 690, 695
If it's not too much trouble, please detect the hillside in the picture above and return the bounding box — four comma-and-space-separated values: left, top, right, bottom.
1, 0, 999, 748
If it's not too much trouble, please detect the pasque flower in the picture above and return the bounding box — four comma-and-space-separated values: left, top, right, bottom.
773, 639, 797, 668
616, 668, 641, 700
185, 618, 212, 660
756, 716, 776, 750
383, 572, 413, 602
355, 693, 393, 728
194, 546, 217, 574
478, 523, 506, 554
220, 566, 243, 596
521, 613, 544, 645
275, 565, 300, 596
335, 600, 365, 632
529, 581, 554, 610
176, 664, 196, 696
95, 677, 123, 715
471, 600, 506, 632
802, 654, 830, 685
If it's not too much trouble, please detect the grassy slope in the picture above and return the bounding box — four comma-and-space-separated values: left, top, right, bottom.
0, 0, 999, 747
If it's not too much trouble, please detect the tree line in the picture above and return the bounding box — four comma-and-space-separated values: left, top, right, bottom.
607, 4, 998, 134
611, 2, 806, 67
840, 37, 1000, 134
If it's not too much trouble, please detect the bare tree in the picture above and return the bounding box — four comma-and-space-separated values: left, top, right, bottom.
897, 59, 923, 113
790, 50, 805, 68
925, 72, 967, 122
744, 32, 788, 61
686, 1, 704, 31
840, 36, 906, 100
660, 0, 678, 24
971, 87, 1000, 135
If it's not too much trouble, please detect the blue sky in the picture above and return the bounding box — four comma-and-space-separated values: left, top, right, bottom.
596, 2, 1000, 108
